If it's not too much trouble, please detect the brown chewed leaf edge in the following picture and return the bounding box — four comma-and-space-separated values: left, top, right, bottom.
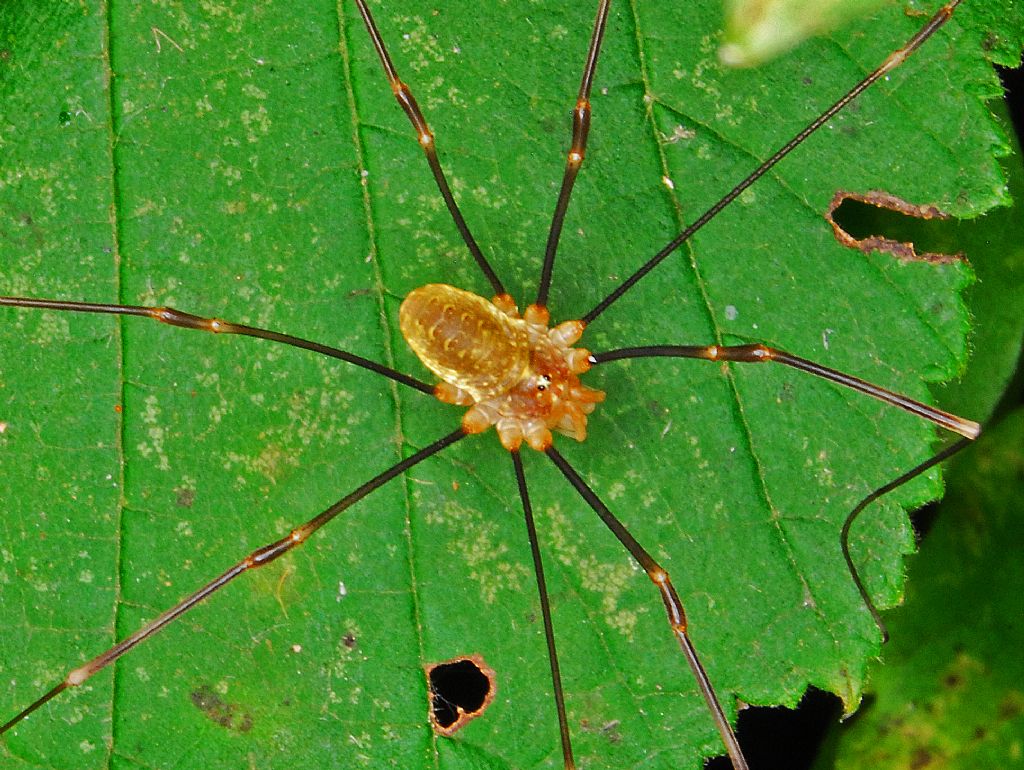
827, 190, 966, 263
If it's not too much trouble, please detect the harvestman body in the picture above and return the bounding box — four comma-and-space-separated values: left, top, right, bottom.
0, 0, 989, 768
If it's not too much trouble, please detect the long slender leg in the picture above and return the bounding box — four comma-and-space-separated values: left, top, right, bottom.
841, 436, 973, 640
545, 447, 750, 770
591, 343, 981, 439
352, 0, 505, 297
0, 428, 466, 735
535, 0, 612, 309
0, 296, 434, 395
582, 0, 962, 325
511, 451, 576, 769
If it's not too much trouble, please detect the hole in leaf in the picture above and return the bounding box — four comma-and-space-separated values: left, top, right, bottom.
828, 190, 964, 264
426, 654, 496, 736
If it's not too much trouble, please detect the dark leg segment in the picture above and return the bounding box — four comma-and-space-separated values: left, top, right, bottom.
842, 436, 973, 641
0, 296, 434, 395
352, 0, 505, 297
511, 451, 576, 769
545, 447, 749, 770
535, 0, 612, 309
592, 343, 980, 439
582, 0, 962, 325
0, 428, 466, 735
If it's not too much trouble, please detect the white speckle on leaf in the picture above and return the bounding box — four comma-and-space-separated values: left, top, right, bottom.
138, 394, 169, 471
822, 328, 835, 350
546, 504, 641, 639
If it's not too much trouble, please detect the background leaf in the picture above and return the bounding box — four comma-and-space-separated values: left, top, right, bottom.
1, 2, 1020, 769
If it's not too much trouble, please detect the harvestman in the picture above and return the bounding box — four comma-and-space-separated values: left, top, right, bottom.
0, 0, 988, 768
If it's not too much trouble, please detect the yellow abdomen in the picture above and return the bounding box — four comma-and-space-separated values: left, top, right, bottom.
399, 284, 529, 402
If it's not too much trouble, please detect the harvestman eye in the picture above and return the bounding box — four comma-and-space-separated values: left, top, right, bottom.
0, 0, 1004, 768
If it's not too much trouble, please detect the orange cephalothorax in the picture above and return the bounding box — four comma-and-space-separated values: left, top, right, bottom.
399, 284, 605, 451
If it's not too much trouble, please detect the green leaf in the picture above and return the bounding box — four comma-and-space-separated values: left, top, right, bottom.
830, 97, 1024, 425
0, 2, 1019, 769
934, 101, 1024, 423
